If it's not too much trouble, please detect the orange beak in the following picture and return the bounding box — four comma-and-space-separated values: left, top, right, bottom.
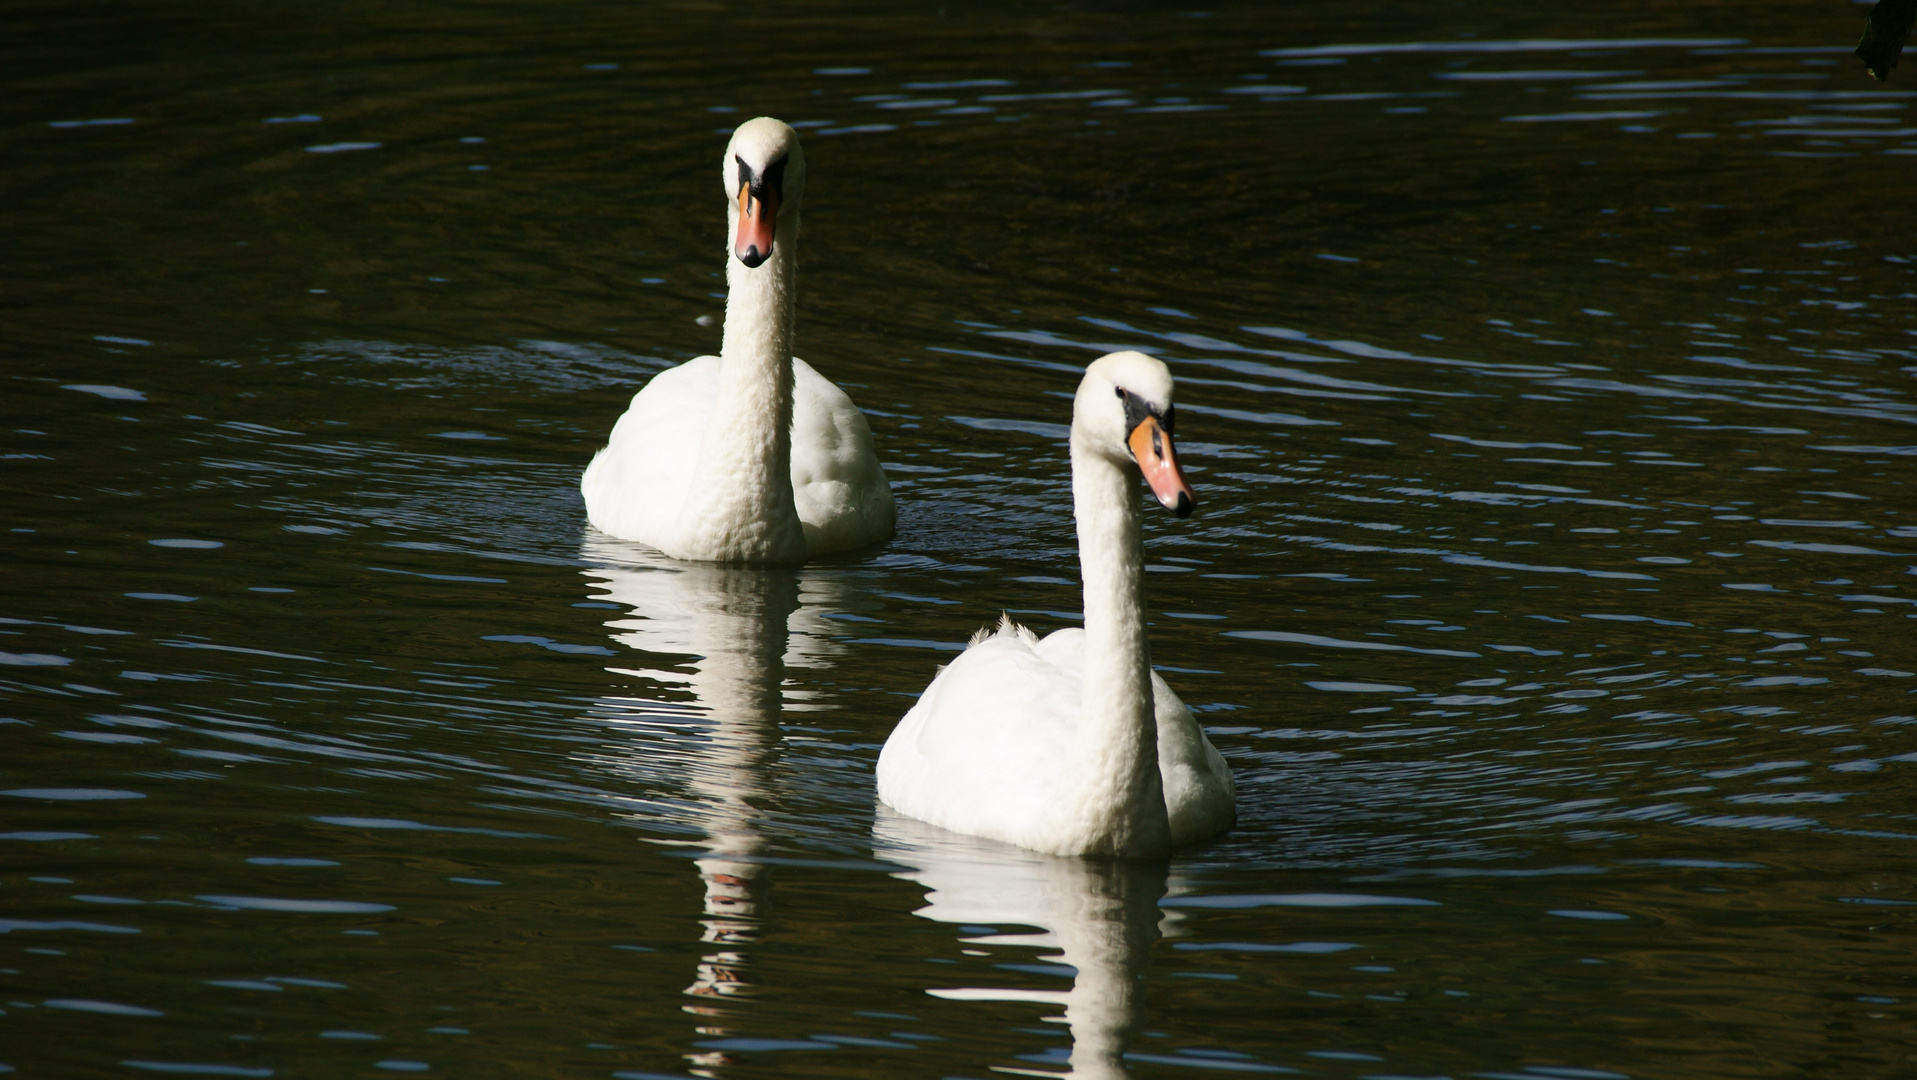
734, 180, 779, 267
1127, 415, 1195, 518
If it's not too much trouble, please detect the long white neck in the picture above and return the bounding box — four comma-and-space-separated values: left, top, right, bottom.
676, 218, 807, 563
1058, 440, 1172, 858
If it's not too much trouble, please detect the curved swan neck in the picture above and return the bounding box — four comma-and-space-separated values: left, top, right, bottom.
1065, 439, 1172, 857
720, 214, 797, 365
678, 218, 806, 562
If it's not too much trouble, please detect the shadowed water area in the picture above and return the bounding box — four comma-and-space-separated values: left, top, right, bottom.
4, 0, 1917, 1076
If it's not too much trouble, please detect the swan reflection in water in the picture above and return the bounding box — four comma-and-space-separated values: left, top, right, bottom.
874, 807, 1170, 1079
578, 535, 849, 1074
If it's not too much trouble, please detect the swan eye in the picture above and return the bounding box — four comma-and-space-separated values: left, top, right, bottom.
734, 155, 788, 203
1117, 387, 1169, 436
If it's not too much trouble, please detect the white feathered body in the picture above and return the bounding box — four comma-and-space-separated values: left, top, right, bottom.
876, 618, 1235, 855
581, 354, 895, 558
580, 116, 894, 563
875, 351, 1235, 858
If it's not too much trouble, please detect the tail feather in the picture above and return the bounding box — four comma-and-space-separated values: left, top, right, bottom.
967, 612, 1038, 649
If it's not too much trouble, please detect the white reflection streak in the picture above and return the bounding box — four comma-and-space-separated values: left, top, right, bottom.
581, 535, 846, 1074
875, 807, 1167, 1079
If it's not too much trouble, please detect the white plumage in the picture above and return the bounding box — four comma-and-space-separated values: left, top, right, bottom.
877, 351, 1234, 858
581, 117, 894, 563
582, 354, 893, 558
879, 617, 1235, 854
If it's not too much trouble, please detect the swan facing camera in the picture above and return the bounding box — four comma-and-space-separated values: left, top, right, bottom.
580, 116, 893, 563
729, 131, 794, 270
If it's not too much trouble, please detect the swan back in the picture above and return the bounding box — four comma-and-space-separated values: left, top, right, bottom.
789, 358, 896, 553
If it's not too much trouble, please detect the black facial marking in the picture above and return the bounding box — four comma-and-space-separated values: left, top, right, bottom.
1117, 387, 1173, 435
735, 154, 787, 205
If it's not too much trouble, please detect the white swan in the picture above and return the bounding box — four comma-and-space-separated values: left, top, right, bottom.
877, 351, 1235, 858
581, 117, 895, 563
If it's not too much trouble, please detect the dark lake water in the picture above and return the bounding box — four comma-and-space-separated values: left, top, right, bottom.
5, 1, 1917, 1076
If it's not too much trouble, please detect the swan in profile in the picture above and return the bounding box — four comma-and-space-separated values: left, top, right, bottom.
877, 351, 1234, 858
581, 117, 895, 563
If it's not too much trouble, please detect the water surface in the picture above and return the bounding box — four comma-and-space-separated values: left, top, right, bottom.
4, 1, 1916, 1077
